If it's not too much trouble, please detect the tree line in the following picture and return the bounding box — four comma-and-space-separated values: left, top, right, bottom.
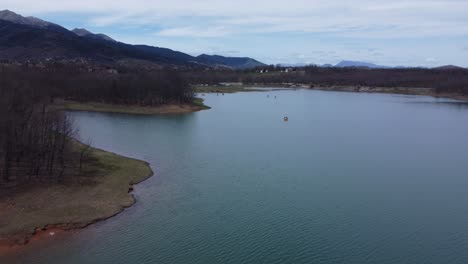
0, 67, 75, 187
2, 62, 467, 188
0, 64, 193, 188
56, 67, 193, 106
183, 66, 468, 95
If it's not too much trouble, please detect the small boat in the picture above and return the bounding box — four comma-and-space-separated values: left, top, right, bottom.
283, 117, 289, 122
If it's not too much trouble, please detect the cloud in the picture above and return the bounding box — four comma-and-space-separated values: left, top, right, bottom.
3, 0, 468, 39
224, 50, 240, 55
157, 26, 229, 38
2, 0, 468, 66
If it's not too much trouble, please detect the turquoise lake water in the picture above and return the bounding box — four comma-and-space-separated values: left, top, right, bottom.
4, 89, 468, 264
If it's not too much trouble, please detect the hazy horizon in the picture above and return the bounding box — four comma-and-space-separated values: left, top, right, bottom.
1, 0, 468, 67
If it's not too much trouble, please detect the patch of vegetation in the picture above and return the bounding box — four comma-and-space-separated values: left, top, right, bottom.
183, 66, 468, 95
194, 85, 261, 94
0, 140, 153, 246
192, 98, 211, 110
54, 98, 209, 115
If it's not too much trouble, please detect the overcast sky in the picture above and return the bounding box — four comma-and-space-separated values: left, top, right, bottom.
2, 0, 468, 66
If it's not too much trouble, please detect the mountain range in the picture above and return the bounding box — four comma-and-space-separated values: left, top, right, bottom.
0, 10, 265, 69
334, 60, 390, 69
71, 28, 116, 43
332, 61, 466, 70
1, 10, 465, 70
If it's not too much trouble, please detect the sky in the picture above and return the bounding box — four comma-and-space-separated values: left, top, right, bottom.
2, 0, 468, 67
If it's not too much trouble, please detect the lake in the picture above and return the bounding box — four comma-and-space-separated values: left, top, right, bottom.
4, 89, 468, 264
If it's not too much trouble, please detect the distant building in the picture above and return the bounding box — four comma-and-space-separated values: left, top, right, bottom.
219, 82, 242, 86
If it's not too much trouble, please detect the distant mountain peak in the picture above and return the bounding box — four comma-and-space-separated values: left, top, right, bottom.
72, 28, 93, 36
433, 65, 466, 70
0, 9, 62, 30
72, 28, 116, 42
196, 54, 265, 69
335, 60, 389, 69
0, 9, 17, 17
0, 9, 20, 19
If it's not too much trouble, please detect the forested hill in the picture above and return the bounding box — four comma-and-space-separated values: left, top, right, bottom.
196, 54, 265, 69
0, 10, 264, 69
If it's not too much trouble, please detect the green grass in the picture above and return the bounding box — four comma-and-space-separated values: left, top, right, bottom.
192, 98, 211, 110
193, 84, 307, 94
194, 85, 262, 94
53, 98, 210, 115
0, 140, 153, 246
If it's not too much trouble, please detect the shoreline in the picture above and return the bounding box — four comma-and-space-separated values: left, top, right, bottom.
193, 84, 308, 94
0, 97, 209, 254
308, 85, 468, 102
195, 83, 468, 102
2, 84, 466, 255
0, 140, 154, 254
53, 98, 210, 115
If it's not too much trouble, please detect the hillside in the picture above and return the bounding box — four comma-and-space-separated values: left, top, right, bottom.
196, 54, 265, 69
0, 10, 264, 69
335, 60, 389, 68
72, 28, 116, 42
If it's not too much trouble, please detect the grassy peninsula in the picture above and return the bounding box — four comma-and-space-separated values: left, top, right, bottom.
0, 65, 212, 252
54, 98, 210, 115
0, 140, 153, 249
